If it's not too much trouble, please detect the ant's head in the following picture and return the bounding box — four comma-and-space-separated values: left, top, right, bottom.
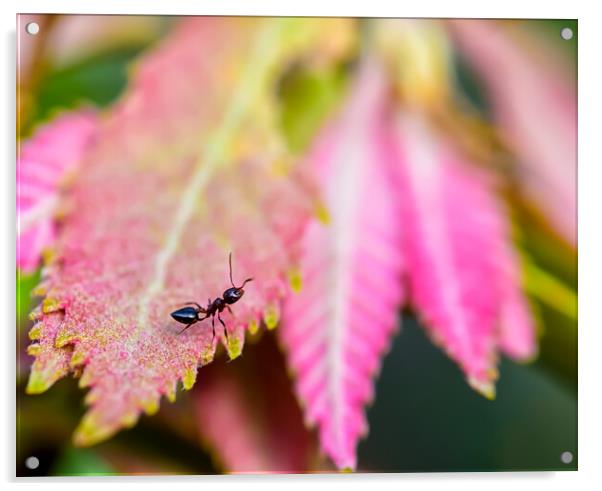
224, 252, 253, 305
223, 278, 253, 305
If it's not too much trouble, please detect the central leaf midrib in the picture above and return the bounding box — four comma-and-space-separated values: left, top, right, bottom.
135, 20, 288, 334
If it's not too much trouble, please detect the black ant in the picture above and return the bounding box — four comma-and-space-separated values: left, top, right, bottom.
170, 253, 253, 341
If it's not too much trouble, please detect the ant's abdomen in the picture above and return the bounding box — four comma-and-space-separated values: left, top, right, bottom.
171, 306, 199, 325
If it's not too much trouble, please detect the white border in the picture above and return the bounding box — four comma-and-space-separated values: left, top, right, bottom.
1, 0, 587, 18
3, 1, 601, 490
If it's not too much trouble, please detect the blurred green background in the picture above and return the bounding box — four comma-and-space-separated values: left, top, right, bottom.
17, 16, 577, 475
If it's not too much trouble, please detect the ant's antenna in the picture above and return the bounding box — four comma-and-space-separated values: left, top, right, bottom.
229, 252, 253, 289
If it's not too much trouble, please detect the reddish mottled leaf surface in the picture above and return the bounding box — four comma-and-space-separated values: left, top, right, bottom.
194, 334, 317, 474
279, 61, 405, 470
25, 17, 354, 446
387, 112, 536, 396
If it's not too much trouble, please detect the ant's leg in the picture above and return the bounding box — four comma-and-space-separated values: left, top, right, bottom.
211, 315, 216, 344
218, 313, 229, 344
181, 302, 200, 307
177, 313, 208, 335
181, 302, 203, 311
178, 320, 197, 335
226, 305, 234, 316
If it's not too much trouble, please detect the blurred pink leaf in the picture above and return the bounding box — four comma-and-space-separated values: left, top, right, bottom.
279, 61, 405, 470
17, 110, 98, 273
194, 334, 316, 474
497, 255, 537, 360
24, 17, 354, 446
449, 20, 576, 246
45, 15, 165, 68
387, 112, 536, 397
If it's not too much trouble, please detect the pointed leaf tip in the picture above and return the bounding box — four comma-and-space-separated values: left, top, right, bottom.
142, 397, 160, 416
69, 350, 87, 368
166, 384, 177, 403
182, 367, 197, 391
247, 319, 259, 335
25, 369, 54, 394
28, 324, 41, 340
288, 267, 303, 293
73, 413, 116, 447
26, 344, 41, 356
226, 335, 243, 360
468, 377, 496, 400
263, 305, 280, 330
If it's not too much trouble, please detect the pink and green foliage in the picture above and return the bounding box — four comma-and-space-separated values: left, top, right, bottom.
280, 62, 405, 470
24, 17, 354, 446
20, 17, 542, 472
386, 112, 536, 397
17, 110, 98, 273
449, 20, 577, 246
278, 60, 536, 470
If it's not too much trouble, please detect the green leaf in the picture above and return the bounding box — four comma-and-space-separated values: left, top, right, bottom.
34, 47, 144, 122
51, 447, 114, 476
17, 269, 41, 324
279, 63, 349, 152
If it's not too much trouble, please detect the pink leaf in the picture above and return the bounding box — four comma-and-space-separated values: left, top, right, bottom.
496, 245, 537, 360
45, 15, 164, 68
17, 110, 98, 273
194, 334, 315, 473
449, 20, 577, 246
387, 112, 536, 397
24, 17, 354, 446
279, 61, 405, 470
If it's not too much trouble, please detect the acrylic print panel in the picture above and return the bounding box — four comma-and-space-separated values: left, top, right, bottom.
16, 14, 577, 476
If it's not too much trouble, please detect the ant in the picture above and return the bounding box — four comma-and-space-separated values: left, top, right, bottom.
170, 253, 253, 342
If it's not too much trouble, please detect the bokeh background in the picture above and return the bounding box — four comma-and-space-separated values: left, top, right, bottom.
17, 16, 577, 475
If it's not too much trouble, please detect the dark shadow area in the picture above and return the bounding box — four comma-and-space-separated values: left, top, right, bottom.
358, 315, 577, 472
